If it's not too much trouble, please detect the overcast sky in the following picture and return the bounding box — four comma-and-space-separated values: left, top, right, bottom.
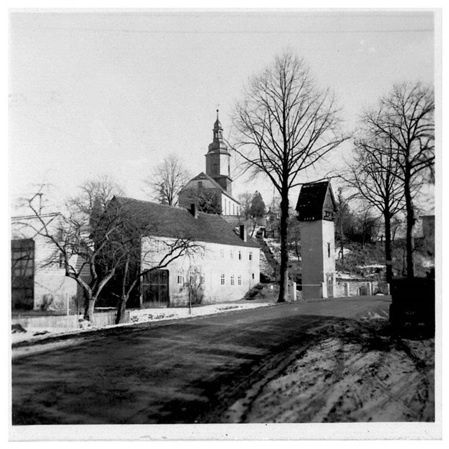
9, 10, 435, 214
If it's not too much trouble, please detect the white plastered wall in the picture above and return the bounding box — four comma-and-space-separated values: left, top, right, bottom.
141, 236, 260, 306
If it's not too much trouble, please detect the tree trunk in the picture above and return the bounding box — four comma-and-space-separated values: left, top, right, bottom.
115, 296, 128, 324
340, 218, 344, 263
404, 164, 415, 279
384, 211, 393, 284
278, 194, 289, 303
84, 294, 95, 322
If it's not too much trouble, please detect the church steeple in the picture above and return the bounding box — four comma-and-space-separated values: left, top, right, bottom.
213, 109, 223, 142
205, 110, 232, 194
208, 109, 228, 153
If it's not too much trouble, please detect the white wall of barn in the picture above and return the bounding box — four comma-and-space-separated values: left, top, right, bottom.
141, 236, 260, 306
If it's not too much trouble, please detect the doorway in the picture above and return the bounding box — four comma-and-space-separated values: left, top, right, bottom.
326, 273, 334, 298
141, 269, 169, 307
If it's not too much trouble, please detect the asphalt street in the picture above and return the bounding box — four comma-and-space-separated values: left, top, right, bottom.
12, 296, 391, 424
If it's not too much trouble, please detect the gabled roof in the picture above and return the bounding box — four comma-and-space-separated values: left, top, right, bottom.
110, 196, 258, 248
295, 181, 337, 221
186, 172, 240, 204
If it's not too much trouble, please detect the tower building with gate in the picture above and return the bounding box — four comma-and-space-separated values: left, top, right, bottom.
296, 181, 337, 300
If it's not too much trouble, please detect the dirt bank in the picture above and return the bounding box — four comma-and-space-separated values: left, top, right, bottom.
219, 310, 434, 423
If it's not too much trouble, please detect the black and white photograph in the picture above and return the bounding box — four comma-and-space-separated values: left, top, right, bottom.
7, 4, 442, 442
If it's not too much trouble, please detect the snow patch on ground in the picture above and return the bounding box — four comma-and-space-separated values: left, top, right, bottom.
220, 316, 434, 423
128, 303, 271, 324
11, 302, 273, 345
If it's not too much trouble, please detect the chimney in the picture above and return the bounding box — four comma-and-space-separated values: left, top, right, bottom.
239, 224, 247, 242
190, 203, 198, 219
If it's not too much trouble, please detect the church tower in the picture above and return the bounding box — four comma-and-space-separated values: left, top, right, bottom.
205, 110, 233, 195
178, 111, 240, 216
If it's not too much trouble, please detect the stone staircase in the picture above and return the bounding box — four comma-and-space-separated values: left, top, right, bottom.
256, 234, 280, 281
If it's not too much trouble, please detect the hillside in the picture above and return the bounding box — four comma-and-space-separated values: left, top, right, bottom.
261, 237, 434, 283
336, 240, 434, 279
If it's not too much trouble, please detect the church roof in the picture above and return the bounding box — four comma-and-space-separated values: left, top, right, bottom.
188, 172, 240, 204
110, 196, 257, 248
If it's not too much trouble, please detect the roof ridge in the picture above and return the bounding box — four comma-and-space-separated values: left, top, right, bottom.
114, 195, 225, 217
114, 196, 186, 211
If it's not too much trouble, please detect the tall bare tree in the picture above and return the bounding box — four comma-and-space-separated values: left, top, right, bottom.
363, 82, 434, 278
346, 131, 406, 282
232, 51, 349, 302
143, 154, 190, 206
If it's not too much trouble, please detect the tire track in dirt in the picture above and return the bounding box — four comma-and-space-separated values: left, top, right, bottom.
219, 317, 434, 423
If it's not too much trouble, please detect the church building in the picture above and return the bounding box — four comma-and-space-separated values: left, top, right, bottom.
178, 112, 240, 216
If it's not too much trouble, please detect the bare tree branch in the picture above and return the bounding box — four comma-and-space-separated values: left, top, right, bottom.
142, 154, 191, 206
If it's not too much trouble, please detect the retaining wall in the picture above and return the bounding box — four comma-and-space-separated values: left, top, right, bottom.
12, 310, 120, 330
334, 280, 389, 297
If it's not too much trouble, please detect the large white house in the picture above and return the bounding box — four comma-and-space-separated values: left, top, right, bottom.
110, 196, 260, 307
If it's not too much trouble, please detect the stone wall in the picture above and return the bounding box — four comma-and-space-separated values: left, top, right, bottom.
334, 280, 390, 297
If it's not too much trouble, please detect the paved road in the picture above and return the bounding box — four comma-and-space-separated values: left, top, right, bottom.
12, 296, 390, 425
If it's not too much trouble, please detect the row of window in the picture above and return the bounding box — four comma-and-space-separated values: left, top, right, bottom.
220, 273, 255, 285
177, 270, 205, 285
220, 249, 253, 260
177, 272, 256, 286
150, 241, 253, 261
